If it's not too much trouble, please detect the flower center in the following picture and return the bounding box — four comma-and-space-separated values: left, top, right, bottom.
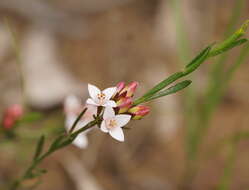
106, 119, 117, 130
97, 92, 106, 103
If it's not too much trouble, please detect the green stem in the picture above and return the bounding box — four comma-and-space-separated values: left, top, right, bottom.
10, 116, 100, 190
216, 131, 249, 190
69, 108, 87, 134
216, 143, 238, 190
170, 0, 191, 63
182, 11, 247, 190
133, 22, 248, 106
7, 17, 249, 190
203, 0, 246, 122
202, 42, 249, 125
181, 2, 246, 187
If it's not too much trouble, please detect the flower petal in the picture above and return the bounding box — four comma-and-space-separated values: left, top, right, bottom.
109, 127, 124, 142
116, 82, 125, 93
65, 115, 76, 131
103, 100, 117, 108
83, 104, 98, 121
73, 133, 88, 149
103, 87, 117, 100
86, 98, 99, 106
115, 114, 131, 128
88, 84, 101, 101
85, 104, 98, 114
100, 121, 108, 133
103, 106, 115, 119
64, 95, 81, 114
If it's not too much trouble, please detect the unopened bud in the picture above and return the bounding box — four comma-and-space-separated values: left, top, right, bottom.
2, 104, 23, 130
120, 81, 139, 98
3, 116, 15, 129
6, 104, 23, 119
116, 82, 125, 93
116, 97, 132, 113
128, 105, 150, 120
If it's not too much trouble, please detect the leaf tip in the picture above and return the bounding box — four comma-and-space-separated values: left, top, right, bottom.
238, 20, 249, 35
187, 80, 192, 84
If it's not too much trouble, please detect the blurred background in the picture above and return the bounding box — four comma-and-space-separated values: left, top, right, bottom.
0, 0, 249, 189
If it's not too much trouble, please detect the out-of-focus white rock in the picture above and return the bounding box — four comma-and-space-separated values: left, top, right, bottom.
21, 28, 85, 110
143, 64, 181, 142
61, 154, 104, 190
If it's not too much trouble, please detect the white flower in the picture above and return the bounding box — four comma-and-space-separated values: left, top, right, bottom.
86, 84, 117, 107
100, 107, 131, 142
64, 95, 97, 149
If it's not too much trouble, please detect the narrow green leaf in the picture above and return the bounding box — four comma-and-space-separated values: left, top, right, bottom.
69, 108, 87, 134
133, 46, 211, 105
49, 134, 65, 151
33, 135, 45, 161
27, 168, 47, 179
209, 20, 249, 58
57, 138, 74, 149
133, 21, 248, 106
144, 80, 192, 102
237, 19, 249, 36
133, 72, 184, 105
209, 38, 248, 57
36, 168, 47, 175
185, 45, 213, 68
183, 46, 211, 75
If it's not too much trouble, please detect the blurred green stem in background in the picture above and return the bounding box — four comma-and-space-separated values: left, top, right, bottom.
169, 0, 198, 144
5, 19, 27, 108
216, 131, 249, 190
7, 16, 249, 190
176, 0, 249, 188
216, 141, 238, 190
133, 23, 248, 106
183, 40, 249, 188
202, 0, 246, 124
170, 0, 191, 63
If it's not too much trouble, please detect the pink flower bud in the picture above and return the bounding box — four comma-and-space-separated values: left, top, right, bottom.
120, 81, 139, 98
116, 97, 132, 113
2, 104, 23, 130
112, 82, 126, 99
128, 105, 150, 120
6, 104, 23, 119
3, 116, 15, 129
116, 82, 126, 93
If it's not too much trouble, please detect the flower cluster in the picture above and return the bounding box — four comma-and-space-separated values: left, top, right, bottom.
111, 82, 150, 119
2, 104, 23, 130
65, 82, 150, 147
86, 82, 150, 142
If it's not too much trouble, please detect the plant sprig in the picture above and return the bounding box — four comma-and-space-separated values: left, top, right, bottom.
9, 20, 249, 190
133, 20, 248, 106
10, 112, 101, 190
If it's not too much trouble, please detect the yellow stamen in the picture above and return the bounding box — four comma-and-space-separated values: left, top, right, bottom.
97, 92, 106, 103
107, 119, 117, 130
